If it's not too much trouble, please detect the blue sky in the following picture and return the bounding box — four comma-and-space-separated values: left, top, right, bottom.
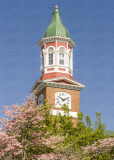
0, 0, 114, 130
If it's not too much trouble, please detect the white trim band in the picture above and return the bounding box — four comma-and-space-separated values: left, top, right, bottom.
51, 109, 78, 118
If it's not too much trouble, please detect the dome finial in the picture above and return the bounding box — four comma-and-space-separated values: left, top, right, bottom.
55, 5, 58, 9
43, 4, 70, 38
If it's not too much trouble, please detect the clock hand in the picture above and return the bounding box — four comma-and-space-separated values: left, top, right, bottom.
63, 97, 70, 101
57, 96, 64, 101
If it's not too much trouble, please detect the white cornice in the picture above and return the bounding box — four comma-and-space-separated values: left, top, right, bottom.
38, 36, 75, 48
30, 76, 85, 94
30, 80, 43, 93
44, 76, 85, 87
31, 79, 85, 95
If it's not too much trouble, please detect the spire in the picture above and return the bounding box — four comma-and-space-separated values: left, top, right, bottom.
43, 6, 70, 38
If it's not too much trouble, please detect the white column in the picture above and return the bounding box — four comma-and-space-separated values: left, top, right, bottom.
71, 48, 73, 75
55, 40, 57, 65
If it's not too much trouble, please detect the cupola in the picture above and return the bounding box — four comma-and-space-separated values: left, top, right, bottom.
38, 6, 75, 80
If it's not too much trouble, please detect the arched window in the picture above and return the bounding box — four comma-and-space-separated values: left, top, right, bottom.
59, 53, 64, 65
48, 48, 54, 65
38, 94, 43, 106
59, 47, 65, 65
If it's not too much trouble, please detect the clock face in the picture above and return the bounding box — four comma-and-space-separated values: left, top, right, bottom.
38, 94, 43, 106
55, 92, 71, 109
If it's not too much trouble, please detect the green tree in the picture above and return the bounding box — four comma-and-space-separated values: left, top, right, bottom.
0, 95, 109, 160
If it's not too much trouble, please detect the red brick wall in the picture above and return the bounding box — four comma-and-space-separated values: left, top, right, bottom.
57, 41, 67, 49
40, 72, 74, 80
36, 86, 80, 112
45, 86, 80, 112
68, 44, 72, 50
46, 42, 56, 49
36, 86, 80, 126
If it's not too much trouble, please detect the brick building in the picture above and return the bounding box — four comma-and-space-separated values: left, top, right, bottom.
30, 5, 85, 119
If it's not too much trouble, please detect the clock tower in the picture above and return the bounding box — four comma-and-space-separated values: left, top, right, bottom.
30, 5, 85, 120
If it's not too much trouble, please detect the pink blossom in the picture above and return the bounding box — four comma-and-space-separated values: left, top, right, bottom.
0, 94, 64, 159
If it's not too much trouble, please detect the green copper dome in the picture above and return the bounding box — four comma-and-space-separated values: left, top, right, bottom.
43, 6, 70, 38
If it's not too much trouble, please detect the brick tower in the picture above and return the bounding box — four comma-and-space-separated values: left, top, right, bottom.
30, 5, 85, 119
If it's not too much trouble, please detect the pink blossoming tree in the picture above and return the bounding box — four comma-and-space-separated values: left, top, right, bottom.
84, 137, 114, 159
0, 95, 64, 159
0, 94, 112, 160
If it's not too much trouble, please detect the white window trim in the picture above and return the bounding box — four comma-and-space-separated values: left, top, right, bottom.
41, 49, 45, 70
49, 53, 53, 65
57, 46, 67, 66
46, 46, 55, 66
59, 53, 64, 65
68, 49, 72, 70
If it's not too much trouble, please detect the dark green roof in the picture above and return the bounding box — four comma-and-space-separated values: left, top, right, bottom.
43, 6, 70, 38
